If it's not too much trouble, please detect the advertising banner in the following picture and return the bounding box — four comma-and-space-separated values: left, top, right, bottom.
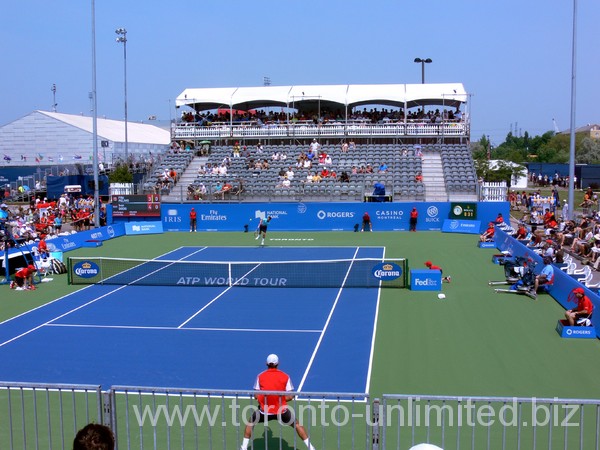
124, 222, 164, 235
442, 219, 482, 234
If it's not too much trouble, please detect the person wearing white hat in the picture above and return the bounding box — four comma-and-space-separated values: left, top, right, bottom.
240, 354, 315, 450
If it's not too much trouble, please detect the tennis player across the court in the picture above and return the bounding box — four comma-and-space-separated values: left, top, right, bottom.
255, 216, 272, 246
240, 354, 316, 450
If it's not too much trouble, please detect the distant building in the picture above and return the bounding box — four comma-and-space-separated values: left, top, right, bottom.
0, 110, 170, 167
558, 124, 600, 140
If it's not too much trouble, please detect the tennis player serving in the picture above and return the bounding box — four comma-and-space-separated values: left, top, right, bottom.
255, 216, 272, 246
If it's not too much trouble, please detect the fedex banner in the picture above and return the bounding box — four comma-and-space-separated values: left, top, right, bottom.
442, 219, 482, 234
156, 202, 509, 232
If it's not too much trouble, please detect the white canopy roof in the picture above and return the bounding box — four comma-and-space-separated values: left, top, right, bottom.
40, 111, 170, 144
176, 83, 467, 112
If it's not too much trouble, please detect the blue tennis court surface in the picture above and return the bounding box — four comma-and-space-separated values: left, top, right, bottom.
0, 247, 384, 393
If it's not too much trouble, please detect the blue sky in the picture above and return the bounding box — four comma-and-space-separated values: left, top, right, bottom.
1, 0, 598, 146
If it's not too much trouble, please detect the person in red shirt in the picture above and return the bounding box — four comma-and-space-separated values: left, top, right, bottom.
37, 237, 49, 258
189, 208, 197, 232
480, 222, 495, 242
409, 207, 418, 232
425, 261, 451, 283
361, 212, 372, 232
12, 264, 37, 290
241, 354, 315, 450
565, 287, 594, 326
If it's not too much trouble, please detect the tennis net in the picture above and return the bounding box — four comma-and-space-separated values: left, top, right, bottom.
67, 256, 408, 288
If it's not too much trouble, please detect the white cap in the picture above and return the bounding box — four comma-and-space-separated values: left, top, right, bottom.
266, 354, 279, 365
437, 293, 446, 300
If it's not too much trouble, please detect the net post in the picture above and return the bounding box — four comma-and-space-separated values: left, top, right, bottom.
228, 263, 232, 287
66, 257, 72, 284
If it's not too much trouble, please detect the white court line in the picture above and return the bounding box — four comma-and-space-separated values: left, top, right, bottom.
296, 246, 361, 392
46, 323, 321, 333
0, 246, 207, 348
0, 286, 130, 348
364, 248, 385, 394
177, 263, 264, 328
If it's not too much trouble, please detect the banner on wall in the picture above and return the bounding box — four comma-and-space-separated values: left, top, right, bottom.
442, 219, 482, 234
156, 202, 509, 232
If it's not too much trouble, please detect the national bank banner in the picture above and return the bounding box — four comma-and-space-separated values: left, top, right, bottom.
157, 202, 508, 232
124, 221, 163, 235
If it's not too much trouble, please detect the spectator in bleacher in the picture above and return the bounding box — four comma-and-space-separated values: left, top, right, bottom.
513, 223, 528, 240
310, 138, 320, 154
415, 172, 423, 183
378, 162, 388, 173
365, 164, 374, 174
320, 167, 330, 178
255, 142, 264, 154
339, 171, 350, 183
349, 140, 356, 151
341, 141, 348, 153
286, 167, 295, 181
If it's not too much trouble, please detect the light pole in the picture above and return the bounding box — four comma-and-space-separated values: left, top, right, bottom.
116, 28, 129, 162
51, 84, 57, 112
414, 58, 432, 84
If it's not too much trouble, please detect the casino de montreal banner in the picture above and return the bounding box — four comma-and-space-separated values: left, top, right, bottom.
442, 219, 482, 234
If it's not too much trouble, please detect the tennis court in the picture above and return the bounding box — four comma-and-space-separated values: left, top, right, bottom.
0, 246, 393, 392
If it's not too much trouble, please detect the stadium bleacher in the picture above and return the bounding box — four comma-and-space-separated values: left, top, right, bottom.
146, 143, 478, 203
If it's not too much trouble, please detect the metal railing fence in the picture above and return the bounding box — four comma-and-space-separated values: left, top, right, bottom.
3, 382, 600, 450
0, 381, 103, 450
381, 394, 600, 450
107, 387, 370, 450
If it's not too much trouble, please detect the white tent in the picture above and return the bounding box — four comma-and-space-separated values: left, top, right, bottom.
176, 83, 467, 112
